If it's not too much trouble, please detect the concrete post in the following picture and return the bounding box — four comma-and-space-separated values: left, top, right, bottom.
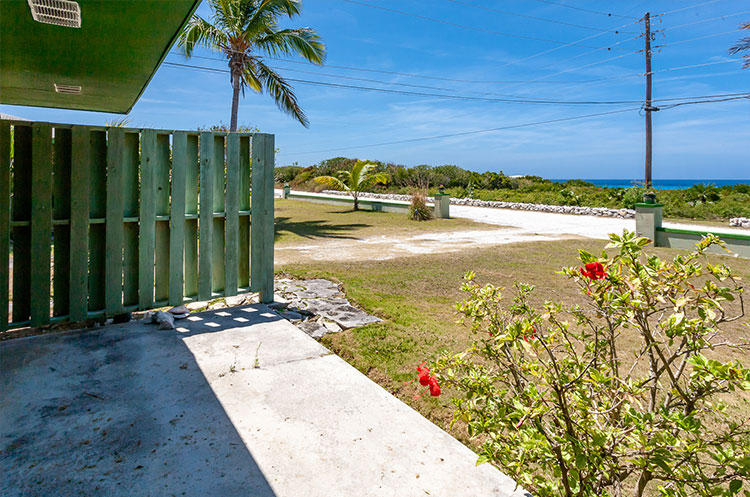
433, 187, 450, 219
282, 183, 290, 199
635, 202, 662, 241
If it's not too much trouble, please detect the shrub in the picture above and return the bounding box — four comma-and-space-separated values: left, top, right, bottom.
432, 232, 750, 497
409, 191, 433, 221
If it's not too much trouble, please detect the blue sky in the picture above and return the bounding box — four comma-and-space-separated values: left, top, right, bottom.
3, 0, 749, 179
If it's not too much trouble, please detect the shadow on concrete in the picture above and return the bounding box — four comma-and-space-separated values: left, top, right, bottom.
274, 216, 370, 241
0, 308, 279, 497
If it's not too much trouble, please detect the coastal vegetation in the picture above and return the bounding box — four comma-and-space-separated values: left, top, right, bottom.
277, 157, 750, 221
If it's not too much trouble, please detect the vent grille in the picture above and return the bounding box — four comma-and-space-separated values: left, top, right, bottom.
27, 0, 81, 28
54, 83, 82, 95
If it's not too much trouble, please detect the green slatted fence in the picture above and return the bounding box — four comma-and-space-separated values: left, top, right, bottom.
0, 120, 275, 332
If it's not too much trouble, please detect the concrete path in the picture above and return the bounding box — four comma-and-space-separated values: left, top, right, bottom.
1, 305, 527, 497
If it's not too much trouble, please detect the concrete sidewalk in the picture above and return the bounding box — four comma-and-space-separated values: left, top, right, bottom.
1, 305, 527, 497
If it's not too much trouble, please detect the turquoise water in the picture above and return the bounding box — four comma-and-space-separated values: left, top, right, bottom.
551, 179, 749, 190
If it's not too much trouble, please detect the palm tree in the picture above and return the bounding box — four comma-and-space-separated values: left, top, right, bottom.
314, 161, 390, 210
179, 0, 325, 131
729, 22, 750, 69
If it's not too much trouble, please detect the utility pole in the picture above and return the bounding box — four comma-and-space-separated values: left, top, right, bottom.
644, 12, 653, 189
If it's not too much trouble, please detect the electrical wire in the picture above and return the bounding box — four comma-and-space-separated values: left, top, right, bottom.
339, 0, 632, 50
654, 0, 725, 18
658, 9, 750, 32
278, 108, 642, 156
441, 0, 637, 33
163, 61, 750, 107
525, 0, 637, 20
658, 94, 750, 109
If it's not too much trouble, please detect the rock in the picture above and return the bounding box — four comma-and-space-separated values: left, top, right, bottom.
321, 319, 342, 334
168, 305, 189, 315
295, 279, 343, 299
209, 301, 227, 310
296, 298, 381, 330
279, 310, 303, 322
297, 320, 328, 339
268, 301, 289, 310
154, 311, 175, 330
225, 295, 248, 307
171, 312, 190, 320
186, 301, 208, 312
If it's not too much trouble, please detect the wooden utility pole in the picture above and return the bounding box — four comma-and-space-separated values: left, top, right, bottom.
644, 12, 653, 188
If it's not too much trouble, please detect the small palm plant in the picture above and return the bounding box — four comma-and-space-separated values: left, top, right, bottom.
178, 0, 325, 131
313, 160, 389, 210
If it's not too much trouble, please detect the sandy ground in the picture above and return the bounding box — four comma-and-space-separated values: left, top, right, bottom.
274, 190, 750, 264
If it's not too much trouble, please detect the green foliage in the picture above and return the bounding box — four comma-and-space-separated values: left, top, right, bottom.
409, 191, 433, 221
434, 232, 750, 497
313, 160, 390, 210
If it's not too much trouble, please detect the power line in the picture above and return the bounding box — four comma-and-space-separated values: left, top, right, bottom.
164, 61, 648, 105
658, 9, 750, 32
525, 0, 637, 20
163, 61, 750, 106
340, 0, 632, 50
658, 94, 750, 110
441, 0, 637, 33
654, 30, 743, 50
278, 108, 642, 156
654, 0, 725, 17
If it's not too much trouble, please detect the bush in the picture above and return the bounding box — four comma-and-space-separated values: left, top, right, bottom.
432, 232, 750, 497
409, 191, 433, 221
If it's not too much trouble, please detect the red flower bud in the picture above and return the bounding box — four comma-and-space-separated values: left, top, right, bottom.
428, 377, 441, 397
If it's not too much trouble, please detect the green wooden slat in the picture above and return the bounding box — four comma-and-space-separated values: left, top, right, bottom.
198, 132, 214, 301
169, 131, 187, 305
52, 128, 71, 317
30, 123, 53, 326
122, 133, 140, 307
105, 128, 124, 316
88, 131, 107, 312
12, 125, 31, 322
238, 136, 250, 288
0, 122, 10, 330
224, 133, 240, 297
154, 134, 171, 302
211, 135, 225, 294
250, 133, 275, 303
139, 129, 156, 309
184, 134, 199, 298
69, 127, 90, 321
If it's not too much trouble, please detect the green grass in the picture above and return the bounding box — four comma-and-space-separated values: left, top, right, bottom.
279, 238, 750, 444
274, 198, 496, 246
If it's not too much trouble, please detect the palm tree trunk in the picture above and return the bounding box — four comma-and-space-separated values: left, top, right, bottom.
230, 70, 240, 132
353, 192, 359, 211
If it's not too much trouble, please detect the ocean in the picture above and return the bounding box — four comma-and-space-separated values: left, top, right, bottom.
551, 179, 749, 190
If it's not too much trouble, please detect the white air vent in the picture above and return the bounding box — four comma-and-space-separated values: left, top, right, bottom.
54, 83, 81, 94
27, 0, 81, 28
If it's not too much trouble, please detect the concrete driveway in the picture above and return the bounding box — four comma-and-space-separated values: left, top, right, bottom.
1, 305, 527, 497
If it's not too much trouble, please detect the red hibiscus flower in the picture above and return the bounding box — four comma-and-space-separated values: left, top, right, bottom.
523, 326, 538, 342
428, 377, 441, 397
580, 262, 607, 280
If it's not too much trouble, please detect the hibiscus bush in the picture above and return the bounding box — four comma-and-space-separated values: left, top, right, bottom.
431, 231, 750, 497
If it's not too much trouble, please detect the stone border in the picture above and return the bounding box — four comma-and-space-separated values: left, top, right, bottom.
730, 217, 750, 229
321, 190, 635, 219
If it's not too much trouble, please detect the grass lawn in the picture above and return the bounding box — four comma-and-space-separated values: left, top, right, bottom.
279, 236, 750, 450
274, 198, 497, 246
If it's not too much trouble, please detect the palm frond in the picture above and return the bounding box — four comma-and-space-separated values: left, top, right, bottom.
178, 15, 228, 57
359, 172, 391, 189
245, 0, 301, 37
255, 28, 325, 64
255, 59, 309, 127
313, 176, 349, 191
242, 59, 263, 93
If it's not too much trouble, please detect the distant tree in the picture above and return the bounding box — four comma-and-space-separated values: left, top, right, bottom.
313, 160, 389, 210
179, 0, 325, 131
729, 22, 750, 69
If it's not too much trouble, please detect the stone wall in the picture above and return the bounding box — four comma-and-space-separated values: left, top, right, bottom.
322, 190, 634, 219
730, 217, 750, 229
